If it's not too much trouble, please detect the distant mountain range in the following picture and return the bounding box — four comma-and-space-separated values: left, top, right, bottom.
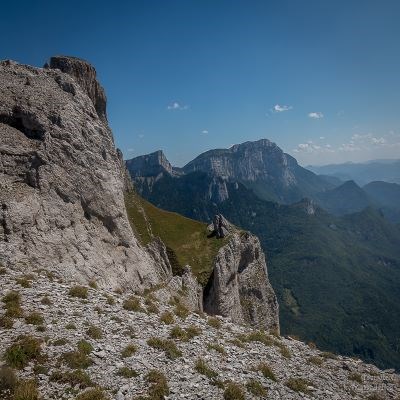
307, 159, 400, 186
126, 139, 400, 370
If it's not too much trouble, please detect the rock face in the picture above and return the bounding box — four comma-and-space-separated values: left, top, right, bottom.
0, 57, 168, 289
204, 230, 280, 333
126, 150, 176, 178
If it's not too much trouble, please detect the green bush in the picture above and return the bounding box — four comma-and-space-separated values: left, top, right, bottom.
207, 343, 226, 354
349, 372, 363, 383
4, 336, 42, 369
40, 296, 52, 305
69, 286, 88, 299
2, 291, 23, 318
62, 350, 93, 369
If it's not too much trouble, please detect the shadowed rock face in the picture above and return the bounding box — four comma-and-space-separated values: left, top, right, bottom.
204, 230, 280, 333
0, 57, 169, 289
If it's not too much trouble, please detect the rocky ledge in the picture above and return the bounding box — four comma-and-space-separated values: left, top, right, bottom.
0, 266, 398, 400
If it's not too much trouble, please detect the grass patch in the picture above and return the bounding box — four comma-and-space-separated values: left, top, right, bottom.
256, 362, 276, 381
0, 316, 14, 329
223, 382, 245, 400
2, 291, 23, 318
86, 325, 103, 339
4, 336, 42, 369
13, 379, 39, 400
349, 372, 363, 383
169, 297, 189, 319
66, 322, 77, 330
145, 369, 169, 400
0, 366, 17, 392
88, 280, 98, 289
147, 337, 182, 360
15, 274, 34, 288
77, 340, 93, 355
320, 351, 337, 360
170, 325, 202, 342
121, 343, 137, 358
195, 358, 218, 379
123, 296, 145, 312
117, 367, 138, 378
62, 350, 93, 369
40, 296, 52, 305
207, 343, 226, 355
0, 267, 6, 275
25, 312, 44, 326
207, 317, 222, 329
50, 369, 94, 388
160, 311, 174, 325
105, 295, 115, 305
125, 191, 226, 286
239, 330, 274, 346
286, 377, 312, 394
69, 286, 88, 299
246, 379, 266, 396
308, 356, 324, 366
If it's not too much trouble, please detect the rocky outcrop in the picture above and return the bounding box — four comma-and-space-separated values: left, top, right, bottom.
204, 230, 280, 333
45, 56, 107, 121
126, 150, 178, 178
0, 57, 169, 289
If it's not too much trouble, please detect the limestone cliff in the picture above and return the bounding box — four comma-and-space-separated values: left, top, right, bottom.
0, 57, 169, 289
204, 230, 279, 333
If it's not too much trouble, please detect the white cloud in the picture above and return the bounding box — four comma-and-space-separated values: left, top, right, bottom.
293, 142, 334, 154
271, 104, 292, 113
308, 112, 324, 119
201, 130, 208, 134
319, 136, 325, 140
127, 148, 135, 153
167, 101, 189, 111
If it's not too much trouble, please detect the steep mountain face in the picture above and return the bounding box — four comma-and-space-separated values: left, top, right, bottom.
129, 139, 333, 204
0, 57, 168, 289
128, 153, 400, 370
308, 159, 400, 186
314, 180, 375, 215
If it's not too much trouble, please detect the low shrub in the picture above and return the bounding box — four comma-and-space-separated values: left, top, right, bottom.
2, 291, 23, 318
50, 369, 94, 388
349, 372, 363, 384
77, 340, 93, 355
246, 379, 266, 396
0, 366, 17, 392
86, 325, 103, 340
123, 296, 145, 312
62, 350, 93, 369
207, 343, 226, 355
195, 358, 218, 379
121, 343, 137, 358
256, 362, 276, 381
286, 377, 311, 394
147, 337, 182, 360
207, 317, 221, 329
69, 286, 88, 299
223, 382, 245, 400
4, 336, 42, 369
25, 312, 44, 326
160, 311, 174, 325
13, 379, 39, 400
146, 369, 169, 400
117, 367, 138, 378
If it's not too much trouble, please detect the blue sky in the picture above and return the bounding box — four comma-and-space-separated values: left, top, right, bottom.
1, 0, 399, 166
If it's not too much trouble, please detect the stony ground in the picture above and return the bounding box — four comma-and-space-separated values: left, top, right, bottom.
0, 266, 399, 400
